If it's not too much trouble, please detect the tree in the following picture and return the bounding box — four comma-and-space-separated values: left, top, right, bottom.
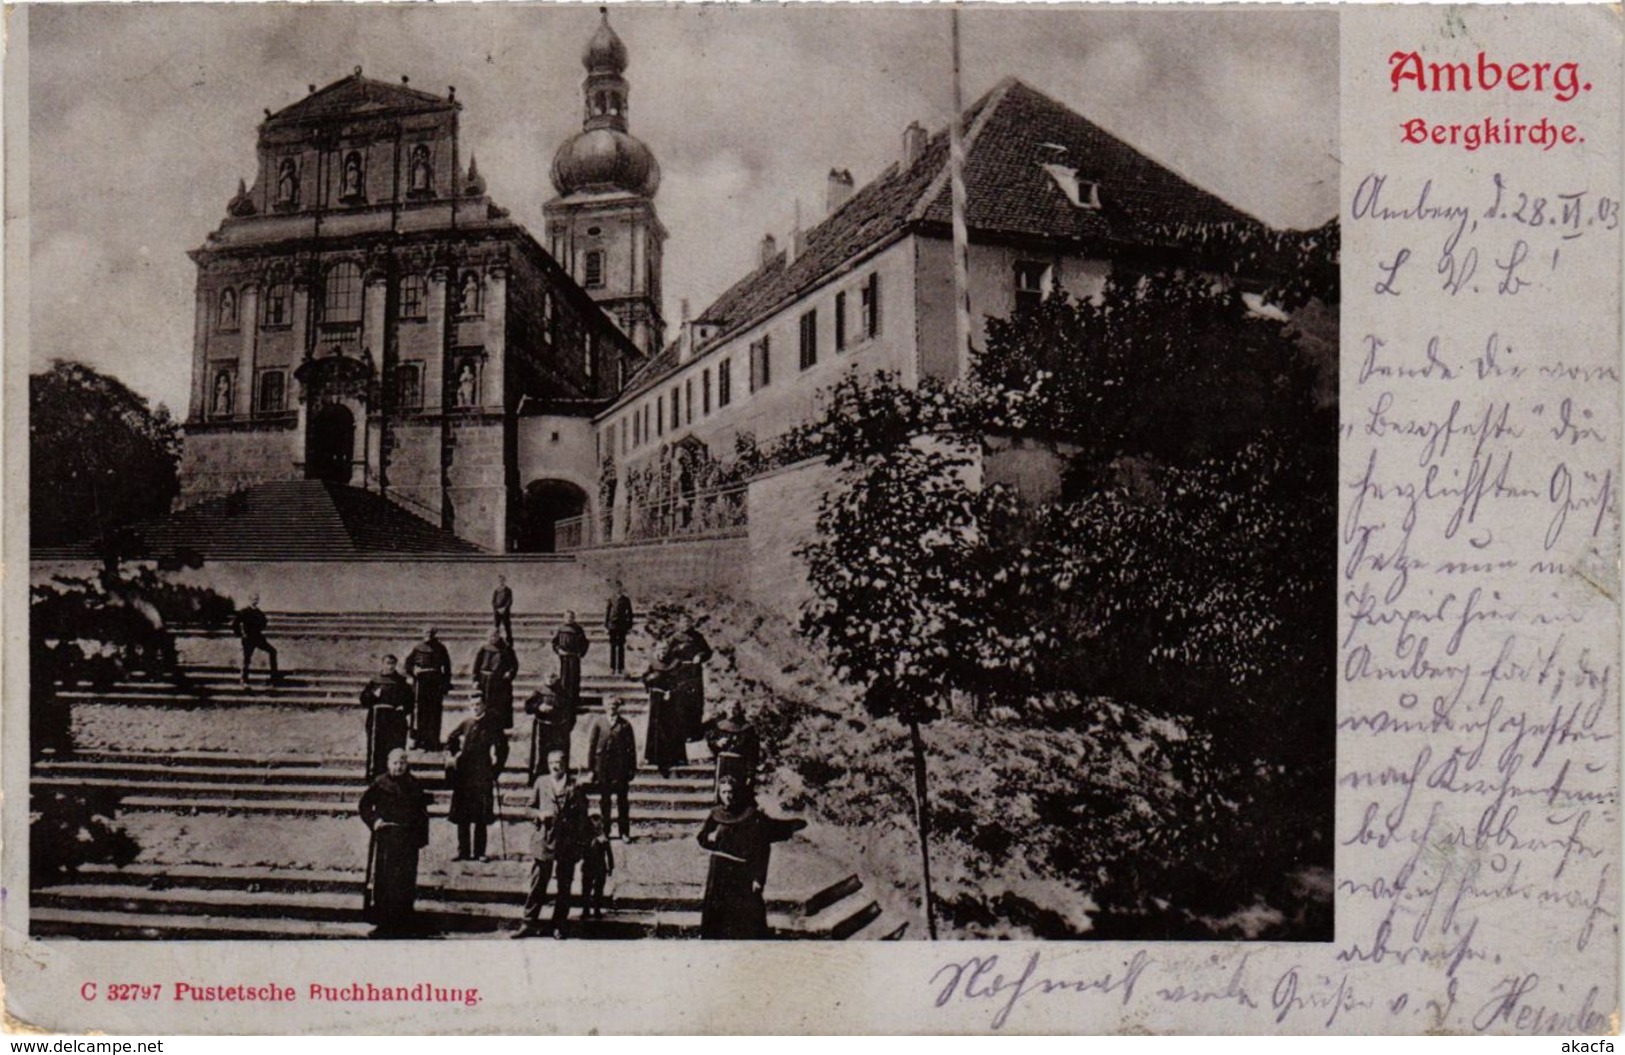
30, 360, 181, 548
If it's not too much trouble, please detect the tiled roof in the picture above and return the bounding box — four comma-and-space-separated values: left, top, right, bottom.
694, 77, 1260, 338
264, 72, 456, 128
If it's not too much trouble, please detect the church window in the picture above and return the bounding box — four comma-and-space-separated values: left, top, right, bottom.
749, 336, 771, 392
218, 288, 239, 331
396, 362, 422, 410
457, 271, 482, 316
408, 145, 433, 195
277, 158, 299, 204
685, 379, 694, 424
834, 291, 848, 352
262, 283, 289, 327
862, 272, 882, 338
341, 151, 365, 201
1014, 261, 1053, 314
718, 358, 732, 407
633, 408, 642, 447
399, 274, 427, 319
799, 309, 818, 370
657, 395, 665, 437
670, 384, 680, 428
584, 250, 605, 290
323, 263, 362, 323
257, 369, 286, 414
702, 369, 712, 415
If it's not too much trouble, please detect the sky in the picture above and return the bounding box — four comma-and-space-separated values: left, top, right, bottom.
23, 3, 1338, 415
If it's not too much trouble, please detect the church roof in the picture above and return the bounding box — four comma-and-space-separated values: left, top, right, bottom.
691, 78, 1262, 343
264, 70, 457, 129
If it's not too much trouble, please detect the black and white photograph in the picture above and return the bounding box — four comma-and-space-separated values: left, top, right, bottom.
20, 3, 1340, 947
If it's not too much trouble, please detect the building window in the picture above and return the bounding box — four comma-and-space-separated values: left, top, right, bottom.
1014, 261, 1053, 314
862, 272, 882, 338
799, 310, 818, 370
633, 408, 642, 447
621, 416, 630, 455
718, 358, 732, 406
702, 369, 712, 415
262, 282, 289, 327
396, 362, 422, 410
408, 144, 433, 195
685, 379, 694, 424
218, 288, 239, 331
643, 404, 651, 444
341, 151, 365, 201
455, 271, 483, 317
670, 384, 680, 429
834, 291, 847, 352
399, 274, 426, 319
211, 369, 235, 418
657, 395, 665, 437
276, 158, 299, 205
749, 336, 771, 392
323, 262, 362, 323
584, 250, 605, 290
257, 369, 285, 414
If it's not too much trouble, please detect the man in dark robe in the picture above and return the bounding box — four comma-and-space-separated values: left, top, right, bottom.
359, 749, 431, 937
705, 702, 762, 793
604, 586, 635, 676
524, 673, 576, 780
472, 630, 518, 730
696, 778, 806, 939
642, 641, 687, 777
551, 610, 590, 706
669, 620, 714, 742
587, 697, 638, 841
404, 628, 452, 751
445, 697, 509, 862
491, 575, 514, 644
231, 593, 280, 686
514, 750, 591, 939
361, 655, 414, 781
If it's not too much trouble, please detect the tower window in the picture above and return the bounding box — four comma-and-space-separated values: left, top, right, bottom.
399, 274, 427, 319
257, 369, 286, 414
262, 282, 289, 327
584, 250, 605, 290
799, 310, 818, 370
834, 291, 847, 352
861, 272, 882, 338
718, 358, 732, 406
1014, 261, 1053, 314
323, 262, 362, 323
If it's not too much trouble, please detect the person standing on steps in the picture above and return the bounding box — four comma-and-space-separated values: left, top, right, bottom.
705, 702, 762, 795
587, 696, 638, 841
231, 593, 279, 686
642, 640, 687, 778
514, 749, 590, 939
404, 628, 452, 751
445, 695, 509, 863
604, 584, 635, 676
359, 748, 431, 938
491, 575, 514, 645
361, 654, 414, 781
524, 672, 576, 779
669, 618, 714, 743
696, 777, 807, 940
580, 815, 614, 921
551, 610, 590, 707
472, 629, 518, 731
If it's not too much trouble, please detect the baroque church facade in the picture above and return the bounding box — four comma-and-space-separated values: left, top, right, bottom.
180, 13, 658, 553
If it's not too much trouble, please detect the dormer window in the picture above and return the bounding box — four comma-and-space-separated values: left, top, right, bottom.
341, 151, 365, 201
408, 145, 433, 196
276, 158, 299, 205
1040, 163, 1102, 210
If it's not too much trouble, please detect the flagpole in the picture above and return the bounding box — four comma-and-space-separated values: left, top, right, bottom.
948, 6, 972, 378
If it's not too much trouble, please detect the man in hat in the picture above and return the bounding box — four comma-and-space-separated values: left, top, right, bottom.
604, 584, 635, 676
551, 610, 590, 706
358, 748, 431, 937
472, 630, 519, 731
514, 749, 590, 939
361, 655, 413, 781
587, 697, 638, 842
404, 628, 452, 751
445, 695, 509, 862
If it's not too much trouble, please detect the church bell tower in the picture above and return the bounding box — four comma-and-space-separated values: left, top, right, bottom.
545, 8, 666, 359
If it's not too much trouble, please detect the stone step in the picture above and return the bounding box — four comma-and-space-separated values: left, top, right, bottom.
32, 775, 717, 810
47, 749, 713, 780
170, 668, 648, 688
34, 760, 713, 795
58, 689, 652, 712
100, 794, 713, 826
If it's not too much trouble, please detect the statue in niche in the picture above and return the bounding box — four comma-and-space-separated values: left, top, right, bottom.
459, 272, 481, 315
456, 363, 477, 408
213, 372, 234, 417
343, 153, 364, 198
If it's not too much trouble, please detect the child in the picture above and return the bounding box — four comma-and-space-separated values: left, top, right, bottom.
581, 814, 615, 919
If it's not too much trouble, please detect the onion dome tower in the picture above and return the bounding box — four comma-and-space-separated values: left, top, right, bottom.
545, 8, 666, 358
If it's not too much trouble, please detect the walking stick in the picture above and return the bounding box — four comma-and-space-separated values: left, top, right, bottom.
362, 826, 377, 918
495, 783, 508, 860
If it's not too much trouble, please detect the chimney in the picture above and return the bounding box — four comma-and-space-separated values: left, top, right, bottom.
759, 234, 778, 270
680, 298, 691, 324
902, 121, 927, 167
826, 168, 854, 214
787, 199, 803, 266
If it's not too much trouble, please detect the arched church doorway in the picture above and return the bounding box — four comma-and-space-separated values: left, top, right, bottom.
514, 479, 589, 553
306, 403, 356, 484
